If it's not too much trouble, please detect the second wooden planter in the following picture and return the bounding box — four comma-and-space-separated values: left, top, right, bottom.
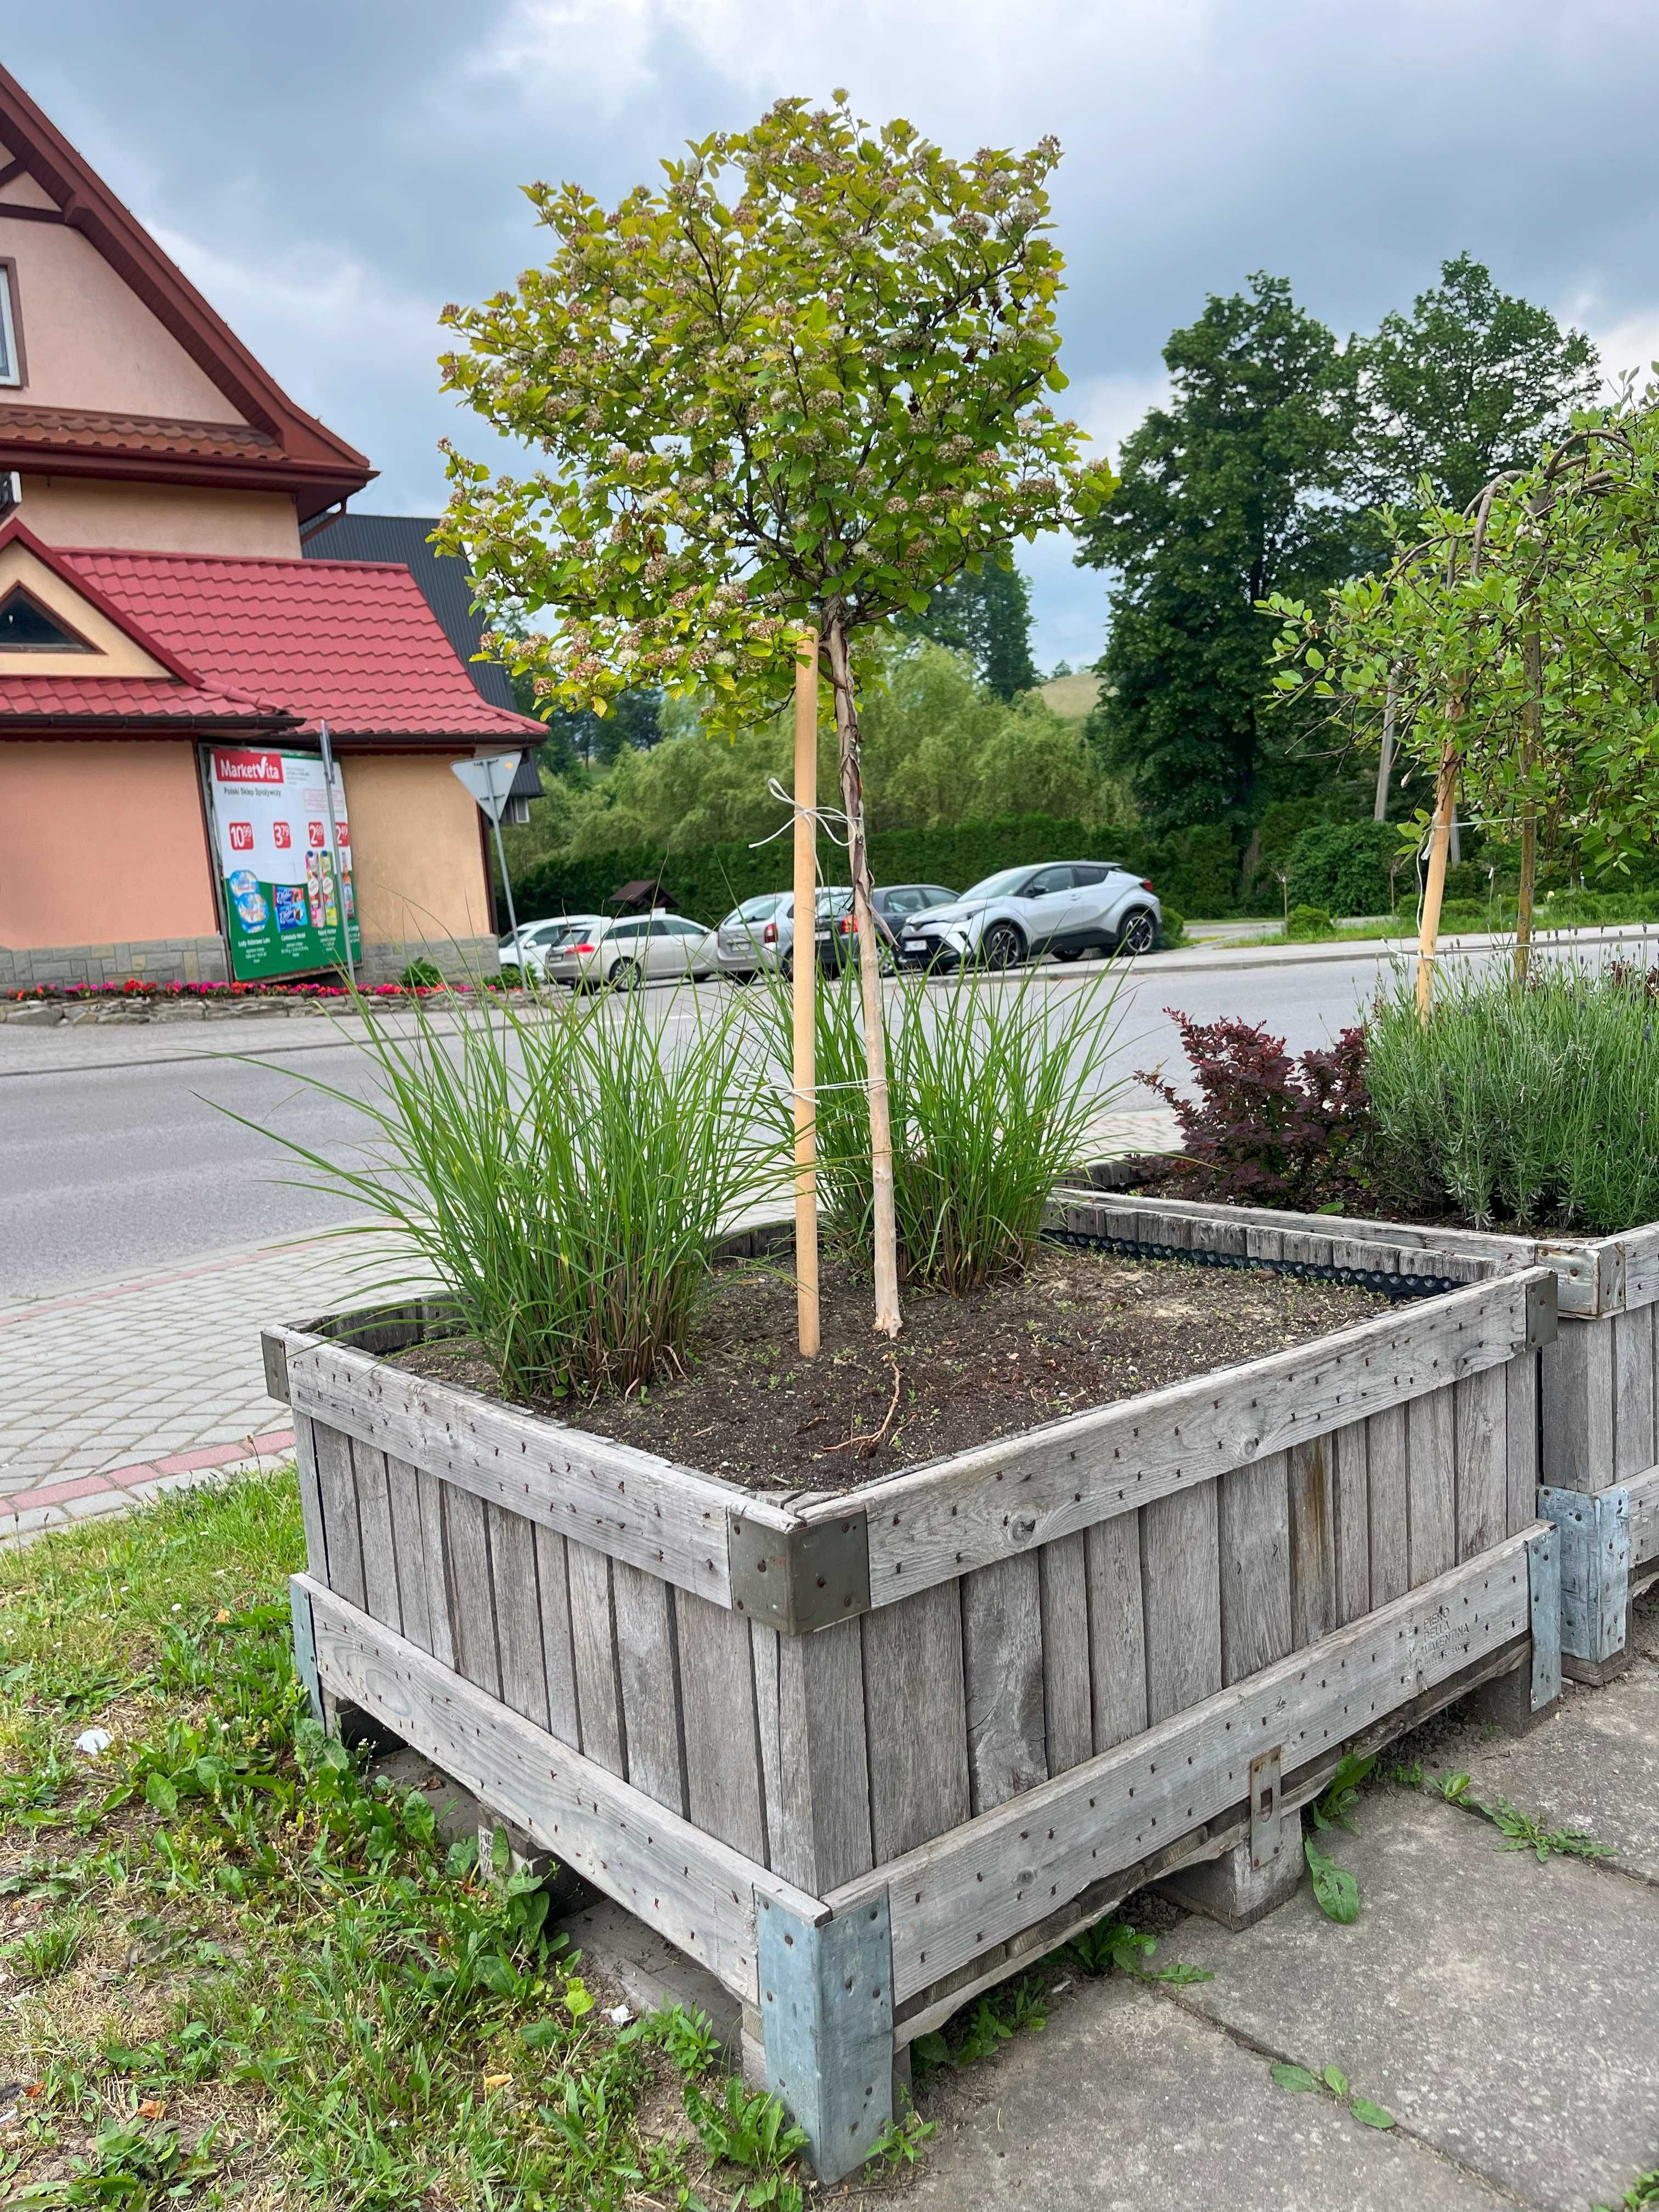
1060, 1175, 1659, 1685
267, 1217, 1560, 2182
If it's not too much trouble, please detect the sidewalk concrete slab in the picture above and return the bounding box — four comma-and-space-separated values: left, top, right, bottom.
903, 1971, 1509, 2212
1439, 1667, 1659, 1888
1161, 1789, 1659, 2211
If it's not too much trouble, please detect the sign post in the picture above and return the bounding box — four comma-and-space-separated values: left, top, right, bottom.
315, 720, 352, 975
452, 752, 524, 949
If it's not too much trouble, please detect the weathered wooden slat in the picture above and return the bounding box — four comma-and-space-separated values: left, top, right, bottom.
414, 1470, 455, 1668
1408, 1385, 1456, 1587
1366, 1403, 1410, 1607
1141, 1486, 1221, 1725
487, 1503, 550, 1729
442, 1482, 501, 1699
1288, 1437, 1337, 1648
352, 1442, 401, 1634
862, 1583, 970, 1863
611, 1561, 687, 1815
1542, 1316, 1616, 1494
1331, 1420, 1370, 1626
1505, 1351, 1541, 1537
1628, 1464, 1659, 1571
1038, 1532, 1092, 1776
1217, 1453, 1292, 1683
311, 1421, 365, 1609
826, 1533, 1534, 2002
303, 1577, 827, 2005
292, 1413, 329, 1583
567, 1538, 625, 1774
1613, 1223, 1659, 1313
1613, 1307, 1656, 1480
283, 1331, 780, 1606
961, 1555, 1046, 1814
1085, 1514, 1147, 1752
817, 1272, 1545, 1602
1052, 1188, 1534, 1268
1454, 1366, 1507, 1563
532, 1523, 581, 1747
756, 1617, 874, 1893
383, 1456, 431, 1654
676, 1589, 767, 1863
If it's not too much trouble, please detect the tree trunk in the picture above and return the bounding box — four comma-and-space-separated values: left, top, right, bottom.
1415, 734, 1460, 1022
1514, 618, 1542, 986
824, 610, 901, 1337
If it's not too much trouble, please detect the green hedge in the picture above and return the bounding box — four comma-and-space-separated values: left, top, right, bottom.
511, 815, 1238, 926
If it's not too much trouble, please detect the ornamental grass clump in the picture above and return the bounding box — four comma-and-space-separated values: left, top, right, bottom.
238, 980, 779, 1400
771, 963, 1128, 1291
1363, 962, 1659, 1234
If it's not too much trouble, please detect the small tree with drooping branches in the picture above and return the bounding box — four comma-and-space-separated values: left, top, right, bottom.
1267, 399, 1659, 995
436, 94, 1112, 1335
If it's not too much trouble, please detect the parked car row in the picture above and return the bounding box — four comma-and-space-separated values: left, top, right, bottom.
498, 861, 1162, 988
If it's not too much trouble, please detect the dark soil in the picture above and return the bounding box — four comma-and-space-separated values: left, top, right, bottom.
393, 1243, 1392, 1494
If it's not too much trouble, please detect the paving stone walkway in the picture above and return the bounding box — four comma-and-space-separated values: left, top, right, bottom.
0, 1228, 405, 1543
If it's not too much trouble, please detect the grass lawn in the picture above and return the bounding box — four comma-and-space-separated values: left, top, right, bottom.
0, 1470, 928, 2208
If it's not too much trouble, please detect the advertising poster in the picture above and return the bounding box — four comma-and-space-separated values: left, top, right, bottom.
206, 747, 360, 980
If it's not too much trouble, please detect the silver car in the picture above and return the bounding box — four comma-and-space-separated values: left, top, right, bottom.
499, 913, 605, 979
897, 861, 1161, 970
543, 911, 719, 990
714, 893, 789, 979
715, 886, 852, 976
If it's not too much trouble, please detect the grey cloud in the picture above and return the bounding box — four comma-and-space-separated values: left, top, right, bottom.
7, 1, 1657, 665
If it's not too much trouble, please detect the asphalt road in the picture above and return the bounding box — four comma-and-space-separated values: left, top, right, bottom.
0, 949, 1421, 1303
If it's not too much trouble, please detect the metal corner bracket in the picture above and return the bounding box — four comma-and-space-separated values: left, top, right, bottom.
727, 1508, 872, 1635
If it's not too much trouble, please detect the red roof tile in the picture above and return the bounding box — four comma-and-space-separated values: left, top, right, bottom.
0, 534, 544, 745
0, 674, 285, 725
0, 404, 285, 465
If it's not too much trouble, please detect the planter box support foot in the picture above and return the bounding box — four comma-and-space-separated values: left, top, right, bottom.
1163, 1745, 1303, 1931
1541, 1485, 1630, 1678
756, 1891, 894, 2185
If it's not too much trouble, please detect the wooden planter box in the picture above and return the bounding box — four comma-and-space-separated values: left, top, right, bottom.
1059, 1176, 1659, 1687
266, 1222, 1561, 2182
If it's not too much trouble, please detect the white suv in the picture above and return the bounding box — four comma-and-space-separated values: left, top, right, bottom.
896, 861, 1161, 970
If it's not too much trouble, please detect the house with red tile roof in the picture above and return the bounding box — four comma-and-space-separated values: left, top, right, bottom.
0, 63, 540, 988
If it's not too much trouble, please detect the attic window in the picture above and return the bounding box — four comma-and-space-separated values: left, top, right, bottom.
0, 586, 92, 651
0, 263, 17, 387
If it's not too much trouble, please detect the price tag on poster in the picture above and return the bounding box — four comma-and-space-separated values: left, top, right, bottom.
206, 746, 361, 979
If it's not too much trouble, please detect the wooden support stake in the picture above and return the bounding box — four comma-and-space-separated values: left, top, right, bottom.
793, 630, 820, 1360
1415, 738, 1459, 1020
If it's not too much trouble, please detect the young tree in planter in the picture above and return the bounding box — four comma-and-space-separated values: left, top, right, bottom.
435, 95, 1111, 1335
1267, 411, 1659, 998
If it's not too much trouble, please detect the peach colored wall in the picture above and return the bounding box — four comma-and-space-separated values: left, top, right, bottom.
18, 476, 301, 556
0, 217, 239, 420
342, 754, 492, 945
0, 740, 218, 947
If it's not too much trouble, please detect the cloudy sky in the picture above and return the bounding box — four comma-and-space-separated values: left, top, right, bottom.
11, 1, 1659, 668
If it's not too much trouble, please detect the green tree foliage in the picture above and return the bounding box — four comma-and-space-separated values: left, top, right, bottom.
500, 640, 1122, 867
1284, 820, 1400, 917
1353, 253, 1600, 517
902, 552, 1039, 697
1076, 274, 1359, 832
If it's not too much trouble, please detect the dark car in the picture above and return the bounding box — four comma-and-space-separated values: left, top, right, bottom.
815, 884, 958, 974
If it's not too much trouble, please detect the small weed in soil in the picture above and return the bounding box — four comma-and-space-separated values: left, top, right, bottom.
396, 1243, 1392, 1490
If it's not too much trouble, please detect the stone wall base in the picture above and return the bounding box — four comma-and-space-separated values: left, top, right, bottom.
0, 935, 232, 989
354, 936, 501, 986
